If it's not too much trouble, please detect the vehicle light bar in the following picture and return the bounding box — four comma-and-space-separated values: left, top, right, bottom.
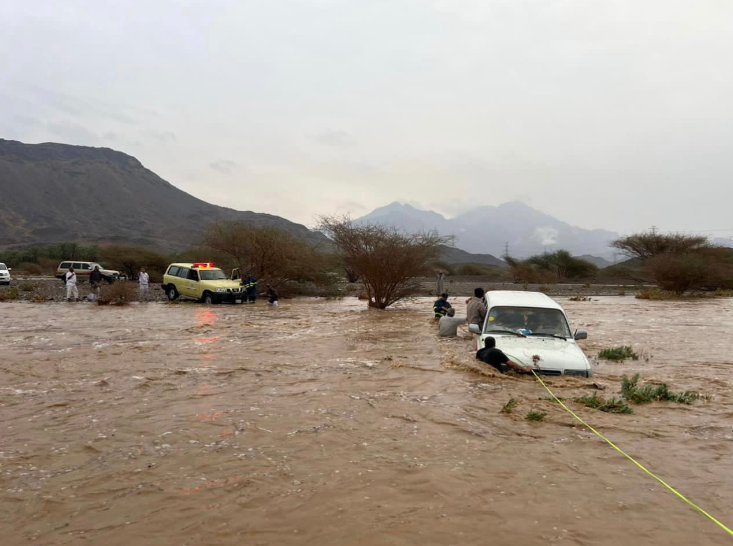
192, 262, 214, 268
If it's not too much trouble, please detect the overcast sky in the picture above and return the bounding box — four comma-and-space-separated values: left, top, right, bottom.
2, 0, 732, 238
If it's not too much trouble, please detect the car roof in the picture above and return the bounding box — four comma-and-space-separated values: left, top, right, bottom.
168, 263, 223, 270
485, 290, 564, 312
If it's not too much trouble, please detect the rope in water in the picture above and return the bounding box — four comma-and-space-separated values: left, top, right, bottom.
515, 361, 733, 538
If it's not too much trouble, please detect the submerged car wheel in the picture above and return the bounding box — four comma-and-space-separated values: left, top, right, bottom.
166, 286, 179, 301
202, 292, 214, 305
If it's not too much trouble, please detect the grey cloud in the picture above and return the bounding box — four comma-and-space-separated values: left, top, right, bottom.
145, 130, 177, 143
209, 159, 239, 175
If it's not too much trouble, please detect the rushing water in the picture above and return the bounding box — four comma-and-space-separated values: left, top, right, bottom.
1, 296, 732, 546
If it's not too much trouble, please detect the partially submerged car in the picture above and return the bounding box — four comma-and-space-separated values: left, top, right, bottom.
469, 291, 591, 377
162, 262, 245, 304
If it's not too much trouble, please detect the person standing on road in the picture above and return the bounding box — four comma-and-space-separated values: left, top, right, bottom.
242, 273, 258, 303
89, 265, 103, 300
65, 267, 79, 301
436, 271, 445, 296
138, 267, 150, 300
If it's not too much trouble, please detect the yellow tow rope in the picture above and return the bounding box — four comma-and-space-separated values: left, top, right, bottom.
530, 369, 733, 538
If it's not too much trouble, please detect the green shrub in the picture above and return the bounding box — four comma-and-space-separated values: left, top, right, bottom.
526, 410, 548, 421
20, 283, 36, 292
98, 282, 135, 306
598, 346, 639, 361
574, 392, 633, 414
0, 288, 19, 301
621, 374, 700, 405
636, 288, 676, 300
501, 398, 517, 414
713, 288, 733, 298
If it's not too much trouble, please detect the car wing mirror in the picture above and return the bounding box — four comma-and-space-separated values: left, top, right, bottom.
468, 324, 482, 335
574, 329, 588, 340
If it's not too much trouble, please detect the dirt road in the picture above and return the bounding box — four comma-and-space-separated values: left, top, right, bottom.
1, 297, 732, 545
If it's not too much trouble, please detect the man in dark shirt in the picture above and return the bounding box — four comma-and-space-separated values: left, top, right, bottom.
476, 336, 534, 374
433, 293, 452, 318
89, 265, 103, 299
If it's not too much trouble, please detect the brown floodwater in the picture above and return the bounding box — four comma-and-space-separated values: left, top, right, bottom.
1, 296, 733, 546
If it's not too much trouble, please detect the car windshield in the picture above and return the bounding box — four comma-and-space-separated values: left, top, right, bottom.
485, 306, 572, 338
0, 263, 7, 270
199, 269, 228, 281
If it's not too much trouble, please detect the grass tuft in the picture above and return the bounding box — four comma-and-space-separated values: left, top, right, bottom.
598, 346, 639, 361
621, 374, 700, 405
526, 410, 548, 421
574, 392, 634, 414
501, 398, 517, 414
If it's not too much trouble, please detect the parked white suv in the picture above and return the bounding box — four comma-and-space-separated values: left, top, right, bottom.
0, 263, 11, 285
469, 291, 591, 377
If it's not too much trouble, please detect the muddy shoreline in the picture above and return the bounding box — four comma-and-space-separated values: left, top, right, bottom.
1, 276, 648, 303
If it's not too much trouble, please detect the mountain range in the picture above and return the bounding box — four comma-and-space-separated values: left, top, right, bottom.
357, 202, 620, 259
0, 139, 326, 250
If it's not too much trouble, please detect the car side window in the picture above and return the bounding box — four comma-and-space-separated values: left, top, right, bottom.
177, 268, 189, 279
73, 262, 83, 269
168, 266, 180, 277
81, 263, 91, 270
188, 269, 199, 281
60, 262, 72, 269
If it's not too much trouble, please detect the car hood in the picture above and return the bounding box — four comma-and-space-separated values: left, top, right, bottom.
203, 280, 244, 289
481, 335, 590, 372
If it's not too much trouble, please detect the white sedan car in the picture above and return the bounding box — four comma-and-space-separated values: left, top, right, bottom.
0, 263, 11, 285
469, 291, 592, 377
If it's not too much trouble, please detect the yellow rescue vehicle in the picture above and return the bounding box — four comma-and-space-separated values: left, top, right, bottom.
162, 262, 244, 304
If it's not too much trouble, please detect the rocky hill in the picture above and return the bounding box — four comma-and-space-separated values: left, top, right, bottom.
0, 139, 326, 250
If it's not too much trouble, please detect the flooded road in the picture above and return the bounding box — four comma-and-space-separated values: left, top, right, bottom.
1, 296, 733, 546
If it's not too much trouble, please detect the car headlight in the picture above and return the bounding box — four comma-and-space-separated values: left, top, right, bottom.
216, 288, 226, 293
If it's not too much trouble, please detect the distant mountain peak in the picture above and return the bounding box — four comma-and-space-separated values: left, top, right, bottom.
356, 201, 619, 259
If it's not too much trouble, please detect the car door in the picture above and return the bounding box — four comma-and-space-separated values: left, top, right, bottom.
178, 268, 200, 298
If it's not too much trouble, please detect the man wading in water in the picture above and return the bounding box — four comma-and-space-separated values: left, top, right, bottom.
476, 336, 533, 374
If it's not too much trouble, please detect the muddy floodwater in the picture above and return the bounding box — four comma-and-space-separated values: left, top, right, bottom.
1, 297, 733, 546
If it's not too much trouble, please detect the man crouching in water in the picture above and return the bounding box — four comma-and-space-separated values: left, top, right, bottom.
476, 336, 534, 374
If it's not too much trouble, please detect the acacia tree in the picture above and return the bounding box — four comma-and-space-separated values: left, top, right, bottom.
611, 232, 732, 294
611, 233, 709, 260
202, 220, 334, 287
319, 215, 450, 309
506, 250, 597, 283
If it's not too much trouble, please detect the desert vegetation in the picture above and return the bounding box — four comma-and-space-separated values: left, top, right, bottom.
506, 250, 597, 283
202, 220, 340, 288
319, 216, 449, 309
598, 346, 639, 361
612, 233, 733, 295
